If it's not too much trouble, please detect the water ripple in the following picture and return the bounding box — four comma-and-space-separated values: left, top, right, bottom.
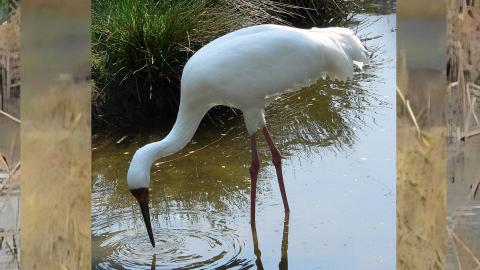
96, 226, 248, 270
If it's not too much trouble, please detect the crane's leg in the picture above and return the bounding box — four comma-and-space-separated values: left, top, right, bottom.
262, 126, 290, 212
249, 133, 260, 224
250, 223, 264, 269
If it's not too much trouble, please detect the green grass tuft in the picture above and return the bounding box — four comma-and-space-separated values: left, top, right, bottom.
92, 0, 361, 130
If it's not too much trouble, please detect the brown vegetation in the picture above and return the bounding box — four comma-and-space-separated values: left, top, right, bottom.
397, 0, 446, 18
18, 0, 91, 267
20, 82, 91, 270
0, 6, 20, 118
0, 2, 20, 269
0, 3, 20, 268
397, 2, 447, 264
446, 0, 480, 268
397, 77, 447, 269
397, 123, 446, 269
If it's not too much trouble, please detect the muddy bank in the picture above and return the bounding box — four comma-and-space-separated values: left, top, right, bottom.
397, 25, 446, 270
396, 70, 447, 269
397, 122, 446, 269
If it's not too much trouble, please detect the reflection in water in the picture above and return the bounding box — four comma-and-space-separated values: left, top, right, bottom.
91, 67, 375, 269
251, 223, 264, 269
92, 13, 395, 270
92, 75, 377, 214
251, 213, 290, 270
280, 213, 289, 269
91, 73, 376, 268
150, 254, 156, 270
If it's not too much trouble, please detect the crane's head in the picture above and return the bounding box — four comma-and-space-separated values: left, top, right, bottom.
127, 149, 155, 247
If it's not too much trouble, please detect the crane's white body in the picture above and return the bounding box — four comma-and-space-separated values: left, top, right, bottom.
127, 24, 369, 190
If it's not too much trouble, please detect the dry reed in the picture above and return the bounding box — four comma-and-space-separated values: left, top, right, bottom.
0, 3, 20, 269
20, 81, 91, 270
0, 149, 20, 268
446, 0, 480, 268
396, 12, 447, 267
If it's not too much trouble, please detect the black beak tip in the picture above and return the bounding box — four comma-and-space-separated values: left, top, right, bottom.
130, 187, 156, 248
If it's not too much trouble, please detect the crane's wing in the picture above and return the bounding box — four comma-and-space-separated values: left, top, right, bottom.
202, 24, 289, 50
182, 25, 369, 106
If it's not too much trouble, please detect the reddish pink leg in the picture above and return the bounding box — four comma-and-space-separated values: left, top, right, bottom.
262, 127, 290, 212
249, 134, 260, 224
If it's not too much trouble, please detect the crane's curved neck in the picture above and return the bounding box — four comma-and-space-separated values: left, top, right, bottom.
129, 103, 209, 184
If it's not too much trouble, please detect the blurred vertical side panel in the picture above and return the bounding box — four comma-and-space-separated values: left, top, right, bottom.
20, 0, 91, 269
0, 0, 20, 268
446, 0, 480, 269
397, 0, 447, 269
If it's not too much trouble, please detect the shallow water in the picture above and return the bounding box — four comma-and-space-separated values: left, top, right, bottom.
0, 111, 20, 269
92, 14, 396, 269
447, 131, 480, 269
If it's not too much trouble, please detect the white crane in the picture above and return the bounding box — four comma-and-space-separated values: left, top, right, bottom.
127, 24, 369, 247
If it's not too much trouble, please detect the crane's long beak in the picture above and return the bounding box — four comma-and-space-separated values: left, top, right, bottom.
130, 188, 155, 247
